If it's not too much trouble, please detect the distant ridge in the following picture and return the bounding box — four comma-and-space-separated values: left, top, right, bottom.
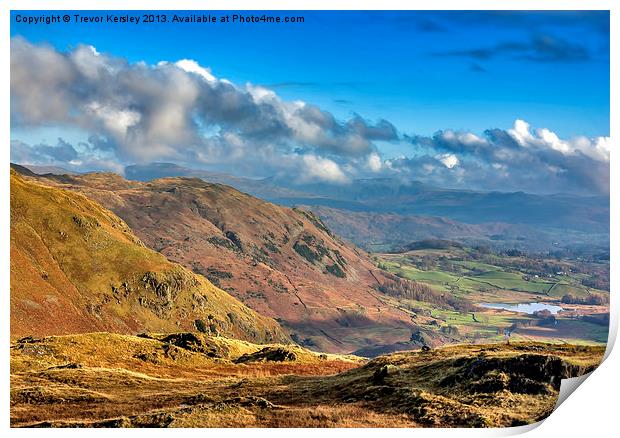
17, 163, 79, 176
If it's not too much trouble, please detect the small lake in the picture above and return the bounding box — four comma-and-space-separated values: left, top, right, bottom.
479, 302, 564, 315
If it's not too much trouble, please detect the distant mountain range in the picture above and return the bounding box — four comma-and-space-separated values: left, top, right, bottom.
22, 162, 607, 253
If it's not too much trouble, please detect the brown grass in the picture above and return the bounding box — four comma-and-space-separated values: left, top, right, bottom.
10, 333, 604, 428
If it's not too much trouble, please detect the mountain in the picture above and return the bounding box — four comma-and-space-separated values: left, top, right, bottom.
273, 179, 609, 233
20, 164, 80, 176
31, 162, 609, 252
10, 169, 288, 343
125, 162, 305, 201
304, 206, 608, 253
9, 166, 608, 428
303, 206, 514, 251
122, 163, 609, 252
14, 168, 426, 353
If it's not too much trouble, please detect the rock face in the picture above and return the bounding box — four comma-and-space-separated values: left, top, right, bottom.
10, 170, 288, 344
19, 169, 418, 353
235, 347, 298, 363
437, 353, 590, 394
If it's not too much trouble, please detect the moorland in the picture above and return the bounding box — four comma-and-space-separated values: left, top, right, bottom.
9, 164, 609, 427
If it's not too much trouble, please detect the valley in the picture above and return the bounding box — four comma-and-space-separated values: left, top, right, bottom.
308, 205, 610, 255
9, 164, 610, 428
107, 162, 610, 254
8, 10, 611, 429
374, 241, 609, 349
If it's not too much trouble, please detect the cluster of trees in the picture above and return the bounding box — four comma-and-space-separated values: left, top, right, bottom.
581, 277, 610, 291
561, 293, 609, 305
384, 254, 464, 273
490, 255, 570, 277
532, 309, 557, 326
581, 313, 609, 326
549, 248, 609, 262
402, 239, 463, 251
377, 273, 474, 312
439, 325, 460, 336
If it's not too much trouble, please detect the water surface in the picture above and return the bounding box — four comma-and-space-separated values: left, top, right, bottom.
479, 302, 563, 315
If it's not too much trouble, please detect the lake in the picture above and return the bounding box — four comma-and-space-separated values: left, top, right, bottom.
479, 302, 564, 315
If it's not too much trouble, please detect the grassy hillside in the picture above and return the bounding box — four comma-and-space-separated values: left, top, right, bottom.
10, 333, 603, 427
16, 169, 425, 353
10, 170, 288, 343
378, 247, 609, 300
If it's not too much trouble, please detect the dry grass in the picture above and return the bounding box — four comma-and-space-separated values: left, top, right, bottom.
10, 333, 604, 428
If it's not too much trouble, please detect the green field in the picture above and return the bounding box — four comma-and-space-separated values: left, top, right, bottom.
379, 252, 604, 299
375, 247, 609, 346
471, 271, 553, 293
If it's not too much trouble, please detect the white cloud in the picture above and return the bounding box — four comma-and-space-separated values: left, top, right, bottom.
174, 59, 217, 82
9, 37, 608, 195
246, 84, 278, 103
437, 153, 459, 168
11, 37, 397, 170
441, 130, 487, 147
508, 119, 536, 147
367, 152, 382, 172
301, 155, 349, 183
86, 102, 141, 137
403, 119, 610, 194
507, 119, 609, 162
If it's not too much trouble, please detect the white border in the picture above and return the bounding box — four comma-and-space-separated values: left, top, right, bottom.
2, 1, 617, 437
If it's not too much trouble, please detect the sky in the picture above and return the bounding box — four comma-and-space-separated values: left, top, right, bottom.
10, 10, 611, 195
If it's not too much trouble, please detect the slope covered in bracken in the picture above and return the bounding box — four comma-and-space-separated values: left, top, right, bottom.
10, 334, 603, 427
19, 169, 421, 353
10, 170, 288, 343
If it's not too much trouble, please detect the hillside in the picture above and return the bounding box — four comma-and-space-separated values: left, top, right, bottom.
273, 178, 609, 231
305, 206, 542, 252
320, 207, 609, 255
10, 333, 604, 427
71, 163, 609, 253
16, 169, 425, 353
10, 170, 288, 343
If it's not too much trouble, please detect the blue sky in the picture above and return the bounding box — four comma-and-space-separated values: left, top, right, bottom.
11, 10, 609, 138
10, 10, 611, 194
